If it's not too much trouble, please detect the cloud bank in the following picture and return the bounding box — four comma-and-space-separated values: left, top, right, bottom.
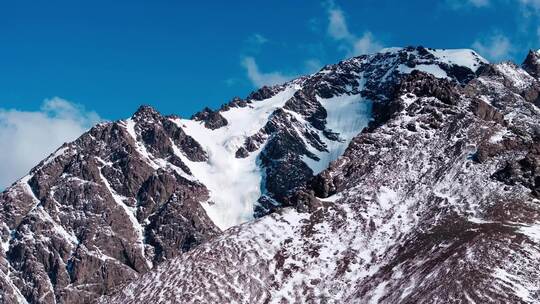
0, 98, 101, 189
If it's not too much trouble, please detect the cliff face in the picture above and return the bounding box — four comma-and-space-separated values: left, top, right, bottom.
4, 47, 540, 303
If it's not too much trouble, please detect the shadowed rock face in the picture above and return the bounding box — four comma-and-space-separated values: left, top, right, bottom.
100, 53, 540, 304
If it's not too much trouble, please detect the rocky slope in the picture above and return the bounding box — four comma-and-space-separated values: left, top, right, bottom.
2, 46, 539, 303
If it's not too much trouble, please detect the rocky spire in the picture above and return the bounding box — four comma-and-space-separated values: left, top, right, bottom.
523, 49, 540, 78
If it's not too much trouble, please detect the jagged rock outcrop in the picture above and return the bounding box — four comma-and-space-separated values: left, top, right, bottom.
191, 107, 228, 130
523, 49, 540, 78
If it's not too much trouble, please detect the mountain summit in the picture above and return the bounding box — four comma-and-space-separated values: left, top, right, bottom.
2, 46, 540, 304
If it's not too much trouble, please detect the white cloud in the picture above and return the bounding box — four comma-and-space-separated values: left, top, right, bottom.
352, 32, 383, 57
448, 0, 490, 8
472, 34, 513, 61
328, 8, 350, 40
470, 0, 490, 6
0, 97, 101, 188
326, 5, 383, 56
245, 33, 269, 47
241, 56, 294, 87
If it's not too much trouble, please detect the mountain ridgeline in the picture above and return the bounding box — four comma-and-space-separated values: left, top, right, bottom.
1, 46, 540, 303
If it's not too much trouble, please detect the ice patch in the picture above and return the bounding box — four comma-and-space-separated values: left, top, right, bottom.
319, 193, 343, 203
302, 94, 373, 174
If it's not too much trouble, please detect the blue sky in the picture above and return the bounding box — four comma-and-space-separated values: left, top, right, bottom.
0, 0, 539, 187
1, 0, 539, 119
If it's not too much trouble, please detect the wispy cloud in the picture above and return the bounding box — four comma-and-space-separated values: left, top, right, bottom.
326, 3, 383, 56
517, 0, 540, 17
327, 8, 350, 40
241, 57, 294, 87
470, 0, 490, 6
247, 33, 268, 46
518, 0, 540, 9
0, 98, 101, 188
304, 59, 323, 73
240, 2, 384, 87
449, 0, 540, 14
446, 0, 490, 9
241, 56, 324, 88
472, 33, 513, 61
243, 33, 270, 54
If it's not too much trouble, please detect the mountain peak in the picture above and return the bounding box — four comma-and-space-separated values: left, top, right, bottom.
133, 104, 160, 119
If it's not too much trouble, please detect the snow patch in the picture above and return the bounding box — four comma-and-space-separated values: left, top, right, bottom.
428, 49, 488, 72
397, 64, 450, 79
519, 224, 540, 243
495, 62, 534, 90
493, 268, 533, 303
398, 64, 449, 79
369, 281, 388, 304
489, 129, 509, 143
173, 86, 299, 229
377, 186, 398, 210
302, 94, 373, 174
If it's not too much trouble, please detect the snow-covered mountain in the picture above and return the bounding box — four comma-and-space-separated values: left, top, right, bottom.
2, 46, 540, 304
172, 46, 487, 229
